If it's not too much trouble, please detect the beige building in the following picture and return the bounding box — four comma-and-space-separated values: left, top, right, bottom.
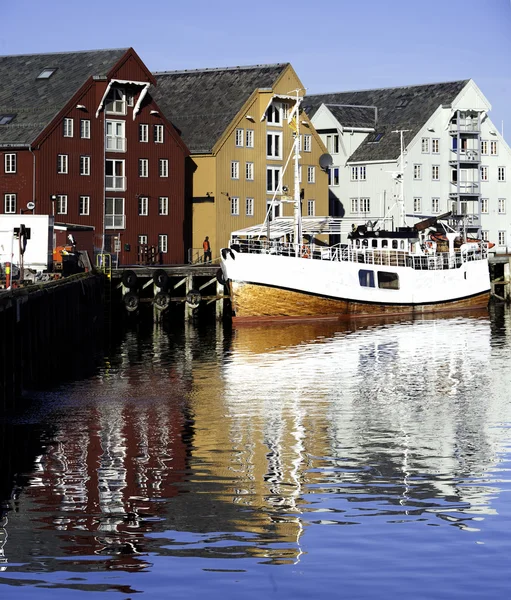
153, 63, 329, 261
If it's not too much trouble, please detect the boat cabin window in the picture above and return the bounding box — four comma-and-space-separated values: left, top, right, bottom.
392, 240, 398, 249
377, 271, 400, 290
400, 240, 405, 250
359, 269, 375, 287
355, 239, 361, 248
372, 239, 378, 248
381, 239, 388, 248
362, 239, 368, 247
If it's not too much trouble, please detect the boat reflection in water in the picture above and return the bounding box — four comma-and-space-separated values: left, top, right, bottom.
1, 308, 511, 597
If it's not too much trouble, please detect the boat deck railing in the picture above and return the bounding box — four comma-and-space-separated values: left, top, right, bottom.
229, 240, 488, 271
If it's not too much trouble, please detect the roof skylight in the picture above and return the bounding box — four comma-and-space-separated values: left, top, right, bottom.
37, 68, 56, 79
0, 114, 15, 125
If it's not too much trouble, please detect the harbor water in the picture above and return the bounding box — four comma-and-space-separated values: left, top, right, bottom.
1, 305, 511, 599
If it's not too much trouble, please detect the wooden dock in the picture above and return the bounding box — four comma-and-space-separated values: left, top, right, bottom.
489, 255, 511, 303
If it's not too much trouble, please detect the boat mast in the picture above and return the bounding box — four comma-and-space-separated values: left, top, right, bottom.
392, 129, 410, 228
292, 90, 303, 248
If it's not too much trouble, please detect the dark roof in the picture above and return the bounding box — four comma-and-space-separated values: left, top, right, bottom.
305, 80, 469, 162
0, 48, 128, 145
326, 105, 377, 129
152, 64, 289, 154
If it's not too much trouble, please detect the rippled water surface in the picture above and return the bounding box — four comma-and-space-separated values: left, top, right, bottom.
1, 306, 511, 599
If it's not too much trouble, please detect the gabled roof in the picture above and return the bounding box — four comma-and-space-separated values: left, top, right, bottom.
305, 80, 470, 162
152, 64, 289, 154
0, 48, 128, 145
325, 105, 377, 129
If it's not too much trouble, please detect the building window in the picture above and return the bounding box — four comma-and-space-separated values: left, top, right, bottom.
351, 198, 358, 213
138, 234, 148, 245
307, 166, 315, 183
80, 155, 90, 176
329, 167, 340, 186
432, 138, 440, 153
413, 197, 422, 212
158, 196, 169, 215
139, 124, 149, 143
267, 132, 282, 159
106, 159, 125, 190
359, 166, 366, 181
158, 234, 168, 253
139, 158, 149, 178
413, 164, 422, 180
498, 231, 506, 246
480, 140, 488, 155
63, 118, 73, 137
246, 129, 254, 148
4, 193, 16, 213
432, 197, 440, 213
421, 138, 429, 153
5, 153, 16, 173
57, 154, 68, 174
307, 200, 315, 216
267, 166, 282, 193
351, 166, 366, 181
80, 119, 90, 139
351, 166, 358, 181
498, 198, 506, 214
235, 128, 244, 147
498, 166, 506, 181
231, 196, 239, 216
154, 124, 164, 143
481, 230, 489, 242
56, 194, 67, 215
246, 162, 254, 180
138, 196, 149, 216
266, 102, 282, 125
79, 195, 90, 216
360, 197, 370, 213
481, 198, 489, 213
159, 159, 169, 178
303, 134, 312, 152
326, 134, 339, 154
481, 166, 489, 181
490, 140, 498, 155
231, 161, 239, 179
106, 120, 126, 151
432, 165, 439, 181
246, 197, 254, 216
105, 87, 126, 115
105, 197, 125, 228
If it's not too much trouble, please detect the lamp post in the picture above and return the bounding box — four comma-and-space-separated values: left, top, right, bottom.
50, 194, 57, 217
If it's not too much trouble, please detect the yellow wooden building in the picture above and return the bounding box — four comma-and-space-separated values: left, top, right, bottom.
154, 63, 329, 261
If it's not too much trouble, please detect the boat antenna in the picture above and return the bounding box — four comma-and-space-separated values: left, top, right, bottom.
289, 89, 303, 248
391, 129, 410, 228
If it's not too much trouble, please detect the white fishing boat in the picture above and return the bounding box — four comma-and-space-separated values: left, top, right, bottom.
219, 94, 491, 322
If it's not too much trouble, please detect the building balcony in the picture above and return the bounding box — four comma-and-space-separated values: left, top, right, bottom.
105, 215, 126, 229
449, 149, 480, 164
449, 181, 480, 196
449, 122, 480, 135
106, 136, 127, 152
105, 176, 126, 191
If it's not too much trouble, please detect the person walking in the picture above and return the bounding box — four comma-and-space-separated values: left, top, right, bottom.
203, 236, 212, 262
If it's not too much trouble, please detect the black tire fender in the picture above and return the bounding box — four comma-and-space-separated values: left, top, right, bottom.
153, 268, 169, 289
122, 269, 138, 289
216, 268, 226, 285
185, 289, 201, 309
123, 291, 139, 312
154, 292, 171, 311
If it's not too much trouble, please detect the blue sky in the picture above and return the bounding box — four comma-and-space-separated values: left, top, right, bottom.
3, 0, 511, 139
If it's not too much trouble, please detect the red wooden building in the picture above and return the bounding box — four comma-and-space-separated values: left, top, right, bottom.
0, 48, 191, 265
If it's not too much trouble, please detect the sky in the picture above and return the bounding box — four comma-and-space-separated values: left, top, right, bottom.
3, 0, 511, 140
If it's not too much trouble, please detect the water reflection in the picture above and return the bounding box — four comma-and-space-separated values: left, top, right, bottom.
0, 309, 511, 596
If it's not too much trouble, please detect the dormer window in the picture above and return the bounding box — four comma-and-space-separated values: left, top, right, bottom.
396, 96, 410, 109
266, 102, 282, 126
0, 114, 15, 125
37, 68, 56, 79
105, 87, 126, 115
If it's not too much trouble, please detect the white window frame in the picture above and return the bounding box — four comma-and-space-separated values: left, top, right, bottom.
267, 131, 283, 159
4, 193, 16, 213
138, 196, 149, 216
432, 138, 440, 153
481, 166, 489, 181
56, 194, 67, 215
307, 200, 315, 216
421, 138, 429, 153
158, 234, 168, 253
231, 161, 239, 180
303, 134, 312, 152
498, 231, 506, 246
246, 129, 254, 148
63, 118, 73, 138
105, 87, 126, 115
490, 140, 498, 156
106, 159, 125, 190
235, 128, 244, 147
351, 166, 358, 181
231, 196, 239, 216
5, 153, 16, 173
413, 164, 422, 180
79, 195, 90, 216
307, 166, 315, 184
159, 196, 169, 216
480, 140, 488, 155
80, 119, 90, 139
359, 166, 366, 181
498, 198, 506, 214
326, 134, 339, 154
431, 197, 440, 214
351, 198, 358, 213
413, 197, 422, 212
57, 154, 68, 174
360, 198, 370, 213
267, 166, 282, 194
481, 198, 489, 213
159, 159, 169, 178
246, 197, 254, 216
246, 162, 254, 181
329, 166, 340, 186
481, 230, 489, 242
138, 234, 148, 245
432, 165, 439, 181
498, 166, 506, 182
106, 119, 126, 152
105, 197, 125, 229
139, 124, 149, 143
80, 155, 91, 176
139, 158, 149, 178
154, 124, 164, 144
266, 102, 283, 126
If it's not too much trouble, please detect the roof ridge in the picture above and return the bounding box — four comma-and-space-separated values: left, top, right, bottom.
154, 63, 289, 76
307, 79, 470, 97
0, 47, 129, 59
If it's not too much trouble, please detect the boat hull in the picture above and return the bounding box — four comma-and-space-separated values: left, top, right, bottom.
221, 250, 490, 322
